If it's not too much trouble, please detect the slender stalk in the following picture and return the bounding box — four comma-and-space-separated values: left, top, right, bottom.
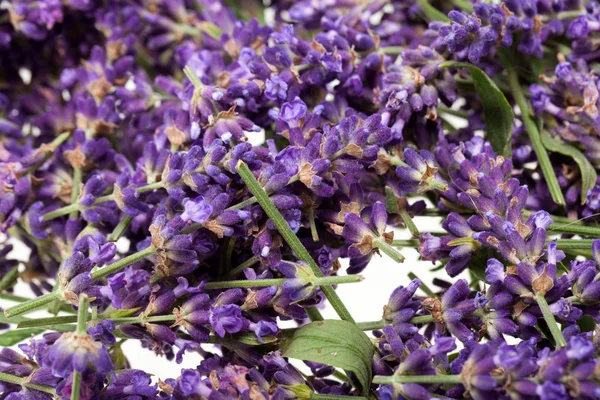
311, 394, 367, 400
227, 196, 257, 210
18, 315, 78, 328
109, 215, 133, 241
356, 319, 386, 331
225, 256, 260, 278
71, 296, 90, 400
76, 296, 90, 335
348, 315, 435, 332
109, 315, 176, 325
550, 9, 586, 21
4, 290, 63, 318
380, 46, 403, 54
204, 275, 363, 290
69, 167, 82, 219
91, 246, 156, 280
437, 105, 469, 119
373, 238, 405, 263
372, 375, 463, 385
43, 203, 80, 221
553, 239, 594, 249
6, 246, 156, 318
220, 238, 236, 277
0, 266, 19, 291
43, 181, 164, 221
0, 372, 56, 394
399, 209, 420, 238
307, 206, 320, 242
396, 238, 595, 250
305, 306, 324, 322
548, 223, 600, 237
2, 312, 76, 332
392, 239, 420, 248
236, 161, 356, 323
410, 315, 436, 324
507, 66, 565, 205
136, 181, 164, 193
536, 293, 566, 348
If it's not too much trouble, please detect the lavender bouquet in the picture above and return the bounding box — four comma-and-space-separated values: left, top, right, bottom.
2, 0, 600, 399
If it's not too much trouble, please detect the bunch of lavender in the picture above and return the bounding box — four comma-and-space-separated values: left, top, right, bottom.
2, 0, 600, 399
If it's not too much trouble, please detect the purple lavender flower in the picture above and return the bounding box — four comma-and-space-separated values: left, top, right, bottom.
44, 332, 112, 378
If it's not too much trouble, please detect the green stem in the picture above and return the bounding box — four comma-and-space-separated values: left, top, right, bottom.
91, 246, 156, 280
76, 296, 89, 335
307, 206, 320, 242
311, 394, 367, 400
18, 315, 78, 328
236, 161, 356, 323
16, 313, 178, 330
372, 375, 462, 385
549, 223, 600, 237
43, 203, 81, 221
227, 196, 257, 210
410, 315, 436, 324
43, 181, 164, 221
373, 238, 405, 263
108, 315, 176, 325
0, 266, 19, 291
204, 275, 363, 290
427, 178, 449, 192
71, 296, 90, 400
135, 181, 164, 193
220, 238, 236, 277
380, 46, 403, 55
454, 0, 473, 12
399, 209, 420, 238
4, 290, 63, 318
536, 292, 566, 348
0, 372, 56, 395
549, 9, 586, 21
356, 319, 386, 331
109, 215, 133, 242
437, 105, 469, 119
69, 167, 82, 219
225, 256, 260, 278
71, 371, 82, 400
392, 239, 420, 248
6, 247, 156, 318
507, 66, 565, 206
554, 239, 594, 249
305, 306, 324, 322
354, 315, 435, 331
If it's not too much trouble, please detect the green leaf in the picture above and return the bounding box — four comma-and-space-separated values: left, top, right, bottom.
440, 61, 514, 157
17, 315, 77, 328
0, 328, 43, 346
282, 320, 374, 393
540, 130, 597, 205
578, 316, 596, 332
416, 0, 450, 22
